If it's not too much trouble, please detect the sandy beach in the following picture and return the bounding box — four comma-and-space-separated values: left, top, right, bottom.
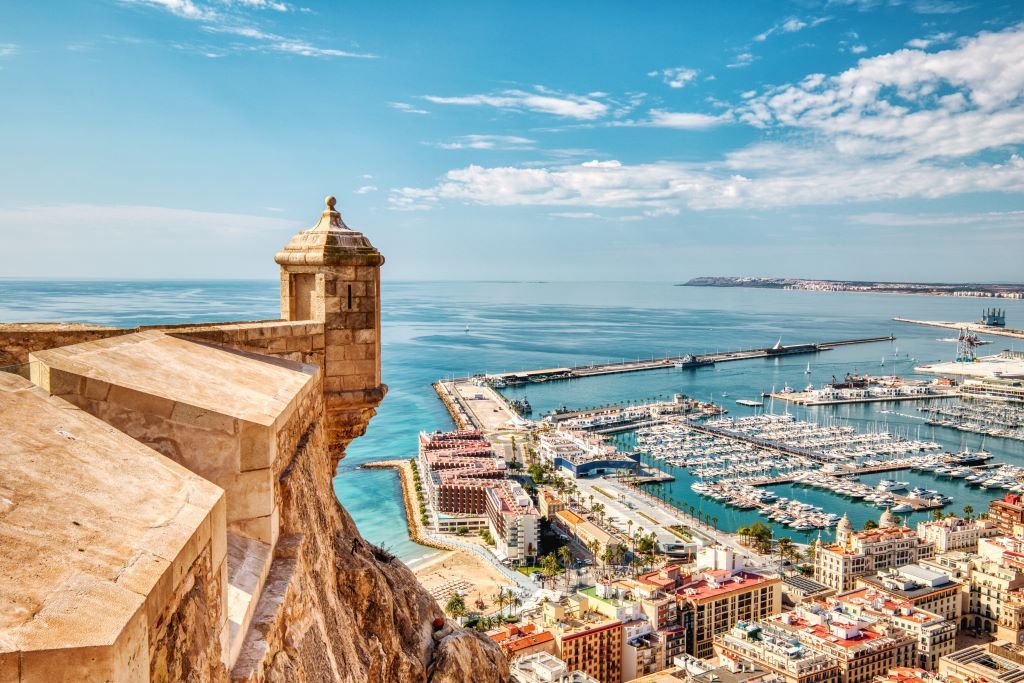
412, 548, 516, 616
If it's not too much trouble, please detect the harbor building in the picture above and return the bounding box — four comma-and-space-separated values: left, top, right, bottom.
537, 428, 639, 479
832, 588, 956, 671
485, 481, 540, 566
854, 566, 962, 622
959, 377, 1024, 403
815, 513, 935, 593
982, 308, 1008, 327
714, 621, 841, 683
991, 493, 1024, 535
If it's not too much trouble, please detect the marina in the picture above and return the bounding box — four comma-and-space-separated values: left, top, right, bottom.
768, 373, 958, 406
918, 400, 1024, 442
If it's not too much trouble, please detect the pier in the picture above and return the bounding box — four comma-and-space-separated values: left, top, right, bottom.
481, 335, 895, 386
894, 317, 1024, 340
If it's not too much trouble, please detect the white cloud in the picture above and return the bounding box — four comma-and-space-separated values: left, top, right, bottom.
122, 1, 373, 58
848, 210, 1024, 227
649, 66, 700, 88
850, 44, 868, 53
0, 204, 295, 237
755, 16, 828, 42
422, 87, 609, 120
737, 24, 1024, 160
646, 110, 729, 130
434, 135, 536, 151
904, 31, 955, 49
389, 152, 1024, 214
389, 102, 429, 115
355, 185, 378, 194
727, 53, 755, 69
391, 24, 1024, 221
549, 211, 601, 219
230, 0, 289, 10
120, 0, 218, 20
0, 43, 17, 58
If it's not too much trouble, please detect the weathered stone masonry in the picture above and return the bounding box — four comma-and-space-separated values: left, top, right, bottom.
0, 198, 508, 682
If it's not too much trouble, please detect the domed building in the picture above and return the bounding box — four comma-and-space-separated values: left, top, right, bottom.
880, 507, 899, 528
836, 513, 853, 548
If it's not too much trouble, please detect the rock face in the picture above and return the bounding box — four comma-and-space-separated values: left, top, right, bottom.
0, 198, 509, 682
231, 378, 509, 682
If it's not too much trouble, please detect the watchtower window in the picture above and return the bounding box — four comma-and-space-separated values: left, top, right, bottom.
347, 284, 352, 310
291, 273, 315, 320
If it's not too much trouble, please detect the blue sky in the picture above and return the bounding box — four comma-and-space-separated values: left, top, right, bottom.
2, 0, 1023, 281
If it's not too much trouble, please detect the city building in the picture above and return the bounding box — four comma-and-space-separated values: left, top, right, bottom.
833, 588, 956, 671
510, 651, 600, 683
768, 607, 917, 683
855, 566, 962, 622
939, 642, 1024, 683
552, 617, 624, 683
418, 429, 508, 532
715, 621, 841, 683
491, 623, 558, 659
675, 567, 783, 658
816, 513, 935, 593
990, 494, 1024, 536
486, 480, 540, 565
553, 509, 627, 559
873, 667, 945, 683
539, 488, 566, 519
963, 559, 1024, 637
959, 378, 1024, 403
783, 575, 837, 605
916, 517, 991, 553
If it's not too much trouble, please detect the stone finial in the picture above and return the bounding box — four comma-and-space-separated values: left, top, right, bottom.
274, 194, 383, 267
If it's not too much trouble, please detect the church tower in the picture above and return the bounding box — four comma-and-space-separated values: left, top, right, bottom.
275, 196, 386, 462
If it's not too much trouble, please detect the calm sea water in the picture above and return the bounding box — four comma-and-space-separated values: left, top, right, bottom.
3, 279, 1024, 561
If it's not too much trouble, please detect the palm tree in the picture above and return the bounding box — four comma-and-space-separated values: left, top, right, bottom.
507, 592, 522, 617
963, 505, 974, 521
493, 588, 507, 617
445, 594, 467, 621
626, 519, 634, 546
558, 546, 574, 592
711, 516, 719, 531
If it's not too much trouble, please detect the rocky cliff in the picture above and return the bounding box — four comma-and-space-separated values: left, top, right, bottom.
229, 378, 509, 683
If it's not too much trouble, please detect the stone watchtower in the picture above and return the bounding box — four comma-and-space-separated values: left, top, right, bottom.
275, 196, 386, 462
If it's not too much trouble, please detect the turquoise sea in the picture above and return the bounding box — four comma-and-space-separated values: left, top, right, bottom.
3, 279, 1024, 563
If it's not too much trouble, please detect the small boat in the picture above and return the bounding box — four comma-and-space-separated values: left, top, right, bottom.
880, 356, 886, 367
736, 399, 764, 407
804, 363, 811, 375
892, 503, 913, 513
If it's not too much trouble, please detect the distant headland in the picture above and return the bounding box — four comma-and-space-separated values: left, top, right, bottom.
680, 276, 1024, 299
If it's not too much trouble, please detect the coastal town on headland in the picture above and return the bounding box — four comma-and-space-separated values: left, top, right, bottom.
367, 304, 1024, 683
684, 276, 1024, 300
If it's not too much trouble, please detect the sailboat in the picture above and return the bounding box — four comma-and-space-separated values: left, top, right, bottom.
880, 356, 886, 367
804, 362, 811, 375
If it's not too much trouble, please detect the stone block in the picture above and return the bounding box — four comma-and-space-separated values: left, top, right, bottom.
83, 378, 111, 401
239, 421, 273, 472
354, 329, 377, 344
224, 468, 273, 522
228, 506, 278, 546
326, 329, 353, 345
0, 652, 19, 683
170, 402, 238, 435
106, 384, 176, 419
211, 494, 228, 568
